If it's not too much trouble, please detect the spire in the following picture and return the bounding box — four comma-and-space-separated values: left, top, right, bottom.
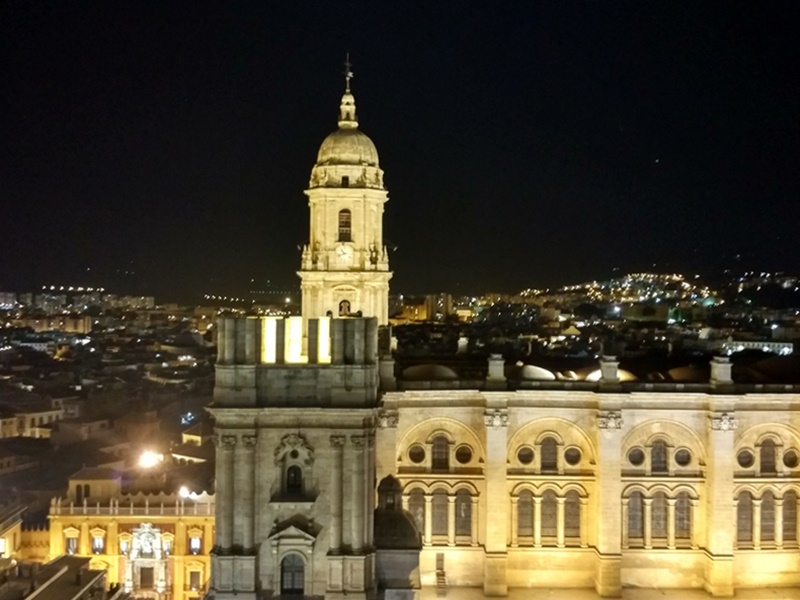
338, 54, 358, 129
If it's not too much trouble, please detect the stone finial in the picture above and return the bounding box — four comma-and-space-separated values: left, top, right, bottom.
599, 356, 619, 383
710, 356, 733, 385
487, 354, 506, 383
710, 412, 738, 432
378, 410, 399, 428
484, 409, 509, 428
597, 412, 624, 430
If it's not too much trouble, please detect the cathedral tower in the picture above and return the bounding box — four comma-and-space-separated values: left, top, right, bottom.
299, 66, 392, 324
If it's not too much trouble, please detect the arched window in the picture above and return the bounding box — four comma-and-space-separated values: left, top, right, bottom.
761, 439, 777, 475
432, 436, 449, 471
286, 465, 303, 496
651, 492, 667, 540
432, 489, 448, 536
784, 491, 797, 543
676, 492, 691, 540
541, 490, 557, 539
762, 491, 775, 542
338, 209, 352, 242
280, 554, 304, 596
628, 491, 644, 541
517, 491, 533, 537
564, 491, 581, 539
651, 440, 668, 474
408, 488, 425, 533
737, 491, 753, 544
455, 489, 472, 537
540, 437, 558, 473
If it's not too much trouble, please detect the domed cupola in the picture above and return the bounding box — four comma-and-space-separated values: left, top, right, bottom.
309, 63, 384, 189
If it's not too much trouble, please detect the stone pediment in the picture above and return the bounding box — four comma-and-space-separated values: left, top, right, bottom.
267, 522, 318, 543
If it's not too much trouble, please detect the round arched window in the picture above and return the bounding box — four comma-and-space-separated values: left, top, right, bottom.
408, 445, 426, 464
628, 447, 645, 466
455, 446, 473, 464
674, 449, 692, 467
564, 447, 582, 466
737, 449, 754, 468
517, 447, 534, 465
784, 449, 799, 469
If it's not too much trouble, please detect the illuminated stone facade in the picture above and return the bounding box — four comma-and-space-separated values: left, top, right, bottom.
46, 473, 214, 600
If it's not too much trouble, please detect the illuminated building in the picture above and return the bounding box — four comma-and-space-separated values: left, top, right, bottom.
207, 76, 800, 599
46, 467, 215, 600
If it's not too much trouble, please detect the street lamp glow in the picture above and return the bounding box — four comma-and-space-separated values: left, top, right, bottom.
138, 451, 163, 468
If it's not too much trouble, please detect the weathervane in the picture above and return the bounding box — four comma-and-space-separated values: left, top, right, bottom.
344, 53, 354, 92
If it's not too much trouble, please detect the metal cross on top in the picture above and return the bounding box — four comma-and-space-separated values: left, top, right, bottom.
344, 53, 354, 92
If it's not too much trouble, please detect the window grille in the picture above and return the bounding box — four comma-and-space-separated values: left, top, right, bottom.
676, 492, 691, 540
432, 436, 449, 471
455, 489, 472, 537
432, 489, 448, 536
540, 437, 557, 473
737, 491, 753, 543
517, 491, 533, 537
651, 440, 668, 474
628, 492, 644, 540
541, 490, 557, 538
784, 491, 797, 542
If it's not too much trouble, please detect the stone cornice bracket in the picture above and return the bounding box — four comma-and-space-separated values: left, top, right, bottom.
709, 412, 738, 432
484, 409, 508, 428
597, 412, 624, 430
351, 435, 367, 449
378, 410, 399, 429
215, 434, 238, 449
241, 434, 257, 448
330, 435, 346, 448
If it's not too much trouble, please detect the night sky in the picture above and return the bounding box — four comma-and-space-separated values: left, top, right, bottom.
2, 2, 799, 301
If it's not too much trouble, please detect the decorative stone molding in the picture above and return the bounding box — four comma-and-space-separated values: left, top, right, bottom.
351, 435, 367, 449
484, 410, 508, 428
330, 435, 346, 448
710, 412, 738, 432
241, 435, 257, 448
597, 412, 624, 430
274, 433, 314, 465
378, 410, 399, 429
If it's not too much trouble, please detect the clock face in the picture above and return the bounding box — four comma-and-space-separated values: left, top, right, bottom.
336, 244, 354, 264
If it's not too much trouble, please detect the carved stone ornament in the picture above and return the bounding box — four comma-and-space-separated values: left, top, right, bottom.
215, 434, 237, 449
710, 413, 738, 432
274, 433, 314, 466
378, 410, 399, 429
484, 410, 508, 428
242, 435, 257, 448
351, 435, 367, 449
330, 435, 346, 448
597, 412, 624, 430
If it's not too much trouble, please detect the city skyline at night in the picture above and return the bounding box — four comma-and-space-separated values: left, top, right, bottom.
2, 2, 799, 301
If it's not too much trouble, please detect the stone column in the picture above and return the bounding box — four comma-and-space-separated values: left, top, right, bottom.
580, 498, 589, 548
704, 410, 737, 596
215, 434, 236, 551
753, 499, 762, 550
510, 497, 519, 547
595, 410, 624, 596
367, 434, 376, 548
238, 435, 256, 552
775, 498, 784, 549
667, 498, 677, 550
447, 495, 456, 546
424, 494, 433, 545
79, 522, 90, 555
690, 499, 700, 550
351, 435, 366, 552
471, 497, 479, 546
329, 435, 346, 552
556, 497, 566, 548
643, 498, 653, 549
533, 497, 542, 548
483, 408, 509, 596
621, 499, 629, 549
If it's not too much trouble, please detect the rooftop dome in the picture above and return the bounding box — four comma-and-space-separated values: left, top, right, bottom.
315, 73, 380, 167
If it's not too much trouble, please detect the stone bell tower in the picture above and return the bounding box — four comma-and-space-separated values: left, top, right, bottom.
209, 316, 380, 600
298, 63, 392, 325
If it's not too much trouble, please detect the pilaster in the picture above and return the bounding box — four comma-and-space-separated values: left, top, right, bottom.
594, 409, 623, 597
483, 408, 508, 596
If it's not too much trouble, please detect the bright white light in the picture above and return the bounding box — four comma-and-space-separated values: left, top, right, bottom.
138, 451, 163, 468
179, 486, 190, 498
